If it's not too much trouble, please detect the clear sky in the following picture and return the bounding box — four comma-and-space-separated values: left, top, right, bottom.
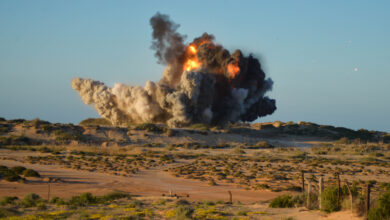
0, 0, 389, 132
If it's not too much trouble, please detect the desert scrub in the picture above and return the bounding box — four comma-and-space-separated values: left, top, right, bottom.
10, 166, 26, 175
233, 146, 245, 154
54, 130, 84, 143
0, 135, 36, 146
135, 123, 164, 133
22, 169, 40, 177
190, 123, 209, 131
68, 193, 97, 207
269, 194, 295, 208
100, 191, 130, 202
208, 178, 217, 186
68, 191, 130, 207
79, 118, 112, 126
248, 141, 275, 149
0, 166, 29, 182
174, 205, 194, 219
50, 197, 66, 206
0, 196, 18, 206
0, 207, 18, 218
321, 185, 340, 213
0, 124, 11, 134
367, 188, 390, 220
20, 193, 43, 208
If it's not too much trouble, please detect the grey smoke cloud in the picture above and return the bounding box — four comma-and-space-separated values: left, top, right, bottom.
72, 13, 276, 127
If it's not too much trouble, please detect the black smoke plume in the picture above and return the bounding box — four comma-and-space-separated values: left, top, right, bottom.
72, 13, 276, 127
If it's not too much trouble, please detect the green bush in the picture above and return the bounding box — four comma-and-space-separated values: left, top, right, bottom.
10, 166, 26, 175
269, 194, 295, 208
21, 193, 41, 207
249, 141, 275, 149
135, 123, 164, 133
336, 137, 351, 144
22, 169, 40, 177
384, 134, 390, 143
68, 193, 97, 207
0, 207, 18, 218
190, 123, 209, 131
0, 125, 11, 134
175, 205, 194, 220
0, 135, 34, 146
321, 185, 340, 212
0, 196, 18, 206
54, 130, 84, 142
233, 146, 245, 154
0, 167, 23, 182
4, 174, 21, 182
101, 191, 130, 202
79, 118, 112, 126
50, 197, 65, 205
367, 189, 390, 220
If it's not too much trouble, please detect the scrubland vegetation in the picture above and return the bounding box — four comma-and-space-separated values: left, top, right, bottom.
0, 118, 389, 219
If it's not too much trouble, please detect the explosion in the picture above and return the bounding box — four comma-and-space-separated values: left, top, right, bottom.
72, 13, 276, 127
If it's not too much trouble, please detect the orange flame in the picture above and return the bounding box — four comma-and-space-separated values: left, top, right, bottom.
188, 45, 197, 54
227, 62, 240, 78
183, 40, 210, 72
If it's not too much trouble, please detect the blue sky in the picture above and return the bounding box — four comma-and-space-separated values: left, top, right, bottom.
0, 0, 389, 131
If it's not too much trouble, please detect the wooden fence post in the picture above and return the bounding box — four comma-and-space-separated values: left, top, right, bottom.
337, 173, 341, 209
228, 191, 232, 204
366, 184, 371, 217
301, 171, 305, 193
47, 182, 51, 201
319, 176, 324, 210
345, 181, 353, 214
305, 178, 311, 209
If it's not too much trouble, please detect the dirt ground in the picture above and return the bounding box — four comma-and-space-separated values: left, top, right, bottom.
0, 153, 281, 203
0, 149, 367, 219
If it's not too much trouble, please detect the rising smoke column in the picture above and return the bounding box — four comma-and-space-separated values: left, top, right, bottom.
72, 12, 276, 127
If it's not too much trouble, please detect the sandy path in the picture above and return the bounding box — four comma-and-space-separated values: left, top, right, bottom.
0, 158, 280, 203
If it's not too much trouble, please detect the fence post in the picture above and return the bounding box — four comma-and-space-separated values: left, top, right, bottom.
319, 176, 323, 210
366, 184, 371, 217
47, 182, 51, 201
305, 178, 311, 209
228, 191, 232, 204
345, 180, 353, 214
301, 171, 305, 193
337, 173, 341, 209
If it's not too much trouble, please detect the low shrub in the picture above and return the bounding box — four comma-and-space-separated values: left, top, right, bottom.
101, 191, 130, 202
249, 141, 275, 149
0, 124, 11, 134
50, 197, 65, 205
0, 196, 18, 206
367, 189, 390, 220
190, 123, 209, 131
22, 169, 40, 177
135, 123, 164, 133
0, 207, 18, 218
336, 137, 351, 144
68, 193, 97, 207
21, 193, 41, 207
0, 167, 22, 182
321, 185, 340, 213
10, 166, 26, 175
0, 135, 34, 146
54, 130, 84, 143
269, 194, 295, 208
4, 174, 21, 182
79, 118, 112, 126
175, 205, 194, 220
